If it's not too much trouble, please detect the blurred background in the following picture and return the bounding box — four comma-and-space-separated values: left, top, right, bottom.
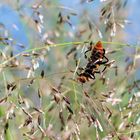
0, 0, 140, 46
0, 0, 140, 140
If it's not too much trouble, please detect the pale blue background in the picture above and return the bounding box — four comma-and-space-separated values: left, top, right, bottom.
0, 0, 139, 50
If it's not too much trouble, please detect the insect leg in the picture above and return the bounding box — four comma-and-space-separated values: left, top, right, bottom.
102, 49, 109, 63
78, 67, 84, 71
94, 70, 101, 74
103, 55, 109, 63
84, 49, 91, 59
84, 42, 93, 59
102, 66, 107, 72
99, 55, 109, 65
76, 71, 80, 76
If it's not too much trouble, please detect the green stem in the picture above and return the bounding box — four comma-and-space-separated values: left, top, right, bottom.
0, 40, 129, 67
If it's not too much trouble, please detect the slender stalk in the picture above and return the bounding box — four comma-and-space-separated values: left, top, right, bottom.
0, 41, 129, 68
